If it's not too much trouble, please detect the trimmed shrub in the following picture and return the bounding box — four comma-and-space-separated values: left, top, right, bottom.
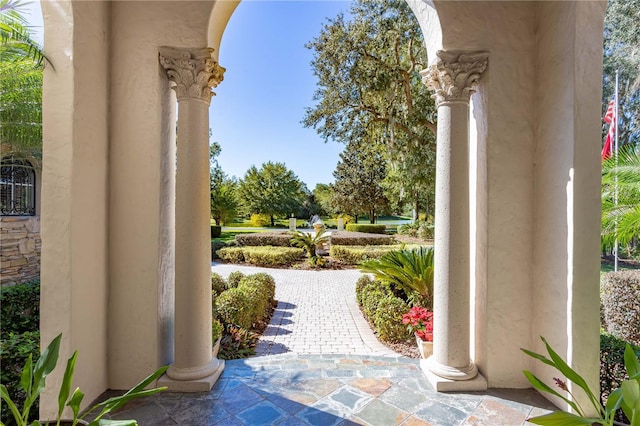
250, 213, 271, 227
217, 247, 245, 263
398, 221, 434, 240
211, 225, 222, 238
361, 284, 393, 320
212, 319, 223, 342
242, 246, 303, 266
330, 231, 394, 246
398, 222, 419, 237
211, 241, 227, 260
235, 232, 293, 247
601, 271, 640, 345
0, 331, 40, 424
346, 224, 387, 234
331, 245, 401, 264
374, 296, 412, 343
600, 332, 640, 423
0, 280, 40, 339
227, 271, 245, 289
211, 273, 226, 298
355, 275, 375, 306
237, 282, 267, 324
241, 273, 276, 303
417, 222, 434, 240
215, 288, 253, 329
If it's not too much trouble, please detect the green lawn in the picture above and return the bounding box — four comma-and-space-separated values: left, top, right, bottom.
600, 257, 640, 273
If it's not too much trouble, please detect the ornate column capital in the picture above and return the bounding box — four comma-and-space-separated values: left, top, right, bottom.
420, 50, 488, 105
159, 46, 225, 104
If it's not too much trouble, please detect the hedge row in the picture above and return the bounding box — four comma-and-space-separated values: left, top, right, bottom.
235, 232, 293, 247
600, 332, 640, 423
345, 224, 387, 234
217, 246, 303, 266
1, 280, 40, 340
331, 245, 401, 264
330, 231, 394, 246
601, 270, 640, 346
355, 276, 412, 343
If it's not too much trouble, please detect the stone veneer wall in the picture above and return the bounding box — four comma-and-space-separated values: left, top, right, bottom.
0, 216, 41, 286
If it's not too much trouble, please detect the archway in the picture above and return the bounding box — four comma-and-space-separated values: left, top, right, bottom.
38, 0, 606, 418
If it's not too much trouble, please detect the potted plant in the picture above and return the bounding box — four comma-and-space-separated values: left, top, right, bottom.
0, 333, 167, 426
402, 306, 433, 358
522, 336, 639, 425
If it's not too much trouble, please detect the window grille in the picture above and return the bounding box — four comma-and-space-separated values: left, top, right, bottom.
0, 157, 36, 215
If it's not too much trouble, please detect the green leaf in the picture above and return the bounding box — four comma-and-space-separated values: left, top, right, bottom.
32, 333, 62, 396
58, 351, 78, 420
1, 384, 25, 426
625, 343, 640, 380
522, 371, 580, 414
95, 420, 138, 426
605, 387, 624, 415
527, 411, 599, 425
621, 379, 640, 425
20, 354, 33, 396
541, 337, 600, 414
66, 387, 84, 422
521, 347, 556, 368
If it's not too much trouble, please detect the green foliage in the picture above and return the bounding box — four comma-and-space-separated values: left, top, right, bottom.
290, 229, 330, 259
238, 162, 308, 226
240, 273, 276, 303
211, 241, 227, 260
522, 336, 640, 426
601, 148, 640, 251
398, 221, 434, 240
250, 213, 271, 227
211, 273, 226, 298
235, 232, 293, 247
212, 319, 223, 342
602, 0, 640, 149
214, 288, 253, 329
226, 271, 245, 289
217, 247, 245, 263
0, 280, 39, 339
0, 331, 39, 425
374, 296, 412, 343
242, 246, 303, 266
331, 141, 389, 223
313, 184, 334, 216
345, 224, 386, 234
218, 326, 259, 360
0, 0, 44, 64
600, 333, 640, 424
330, 231, 394, 246
359, 247, 434, 308
304, 0, 436, 218
0, 333, 167, 426
601, 270, 640, 345
330, 245, 404, 265
211, 177, 239, 226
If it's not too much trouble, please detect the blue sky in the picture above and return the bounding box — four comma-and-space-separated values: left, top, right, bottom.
24, 1, 350, 190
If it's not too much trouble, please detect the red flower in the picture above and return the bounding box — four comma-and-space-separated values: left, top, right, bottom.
402, 306, 434, 342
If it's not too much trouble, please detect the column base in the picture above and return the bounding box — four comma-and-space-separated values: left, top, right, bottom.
420, 358, 487, 392
158, 358, 225, 392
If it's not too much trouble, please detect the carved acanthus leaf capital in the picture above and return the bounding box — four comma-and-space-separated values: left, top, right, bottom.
159, 46, 225, 104
420, 50, 488, 105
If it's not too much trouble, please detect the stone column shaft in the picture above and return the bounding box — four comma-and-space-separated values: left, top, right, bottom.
158, 46, 225, 390
420, 50, 488, 387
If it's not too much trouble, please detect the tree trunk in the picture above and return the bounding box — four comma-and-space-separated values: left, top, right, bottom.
270, 214, 275, 227
354, 214, 359, 224
214, 217, 221, 226
369, 208, 375, 224
412, 199, 419, 222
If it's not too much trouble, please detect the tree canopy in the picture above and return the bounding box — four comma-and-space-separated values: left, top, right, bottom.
0, 0, 43, 160
238, 161, 307, 226
304, 0, 436, 219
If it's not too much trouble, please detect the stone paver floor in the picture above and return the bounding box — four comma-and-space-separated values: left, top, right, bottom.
100, 263, 555, 425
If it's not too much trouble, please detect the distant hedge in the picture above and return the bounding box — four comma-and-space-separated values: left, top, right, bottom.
218, 246, 303, 266
345, 224, 387, 234
330, 231, 394, 246
235, 232, 293, 247
331, 245, 401, 264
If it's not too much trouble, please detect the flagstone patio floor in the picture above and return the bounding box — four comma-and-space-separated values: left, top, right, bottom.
100, 263, 555, 425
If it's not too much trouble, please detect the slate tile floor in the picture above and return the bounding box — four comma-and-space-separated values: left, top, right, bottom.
103, 354, 556, 425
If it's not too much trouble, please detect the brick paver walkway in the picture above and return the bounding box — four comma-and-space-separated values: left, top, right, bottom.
210, 263, 397, 357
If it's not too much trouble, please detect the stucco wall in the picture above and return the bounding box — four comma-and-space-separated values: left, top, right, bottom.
0, 216, 41, 286
40, 0, 110, 419
533, 1, 605, 412
108, 1, 215, 389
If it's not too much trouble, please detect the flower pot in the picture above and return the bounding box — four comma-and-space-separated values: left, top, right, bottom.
415, 334, 433, 358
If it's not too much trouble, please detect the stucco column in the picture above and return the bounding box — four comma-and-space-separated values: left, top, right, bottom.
419, 50, 488, 391
158, 47, 225, 391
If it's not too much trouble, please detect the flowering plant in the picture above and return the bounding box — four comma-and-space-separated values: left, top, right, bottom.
402, 306, 433, 342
